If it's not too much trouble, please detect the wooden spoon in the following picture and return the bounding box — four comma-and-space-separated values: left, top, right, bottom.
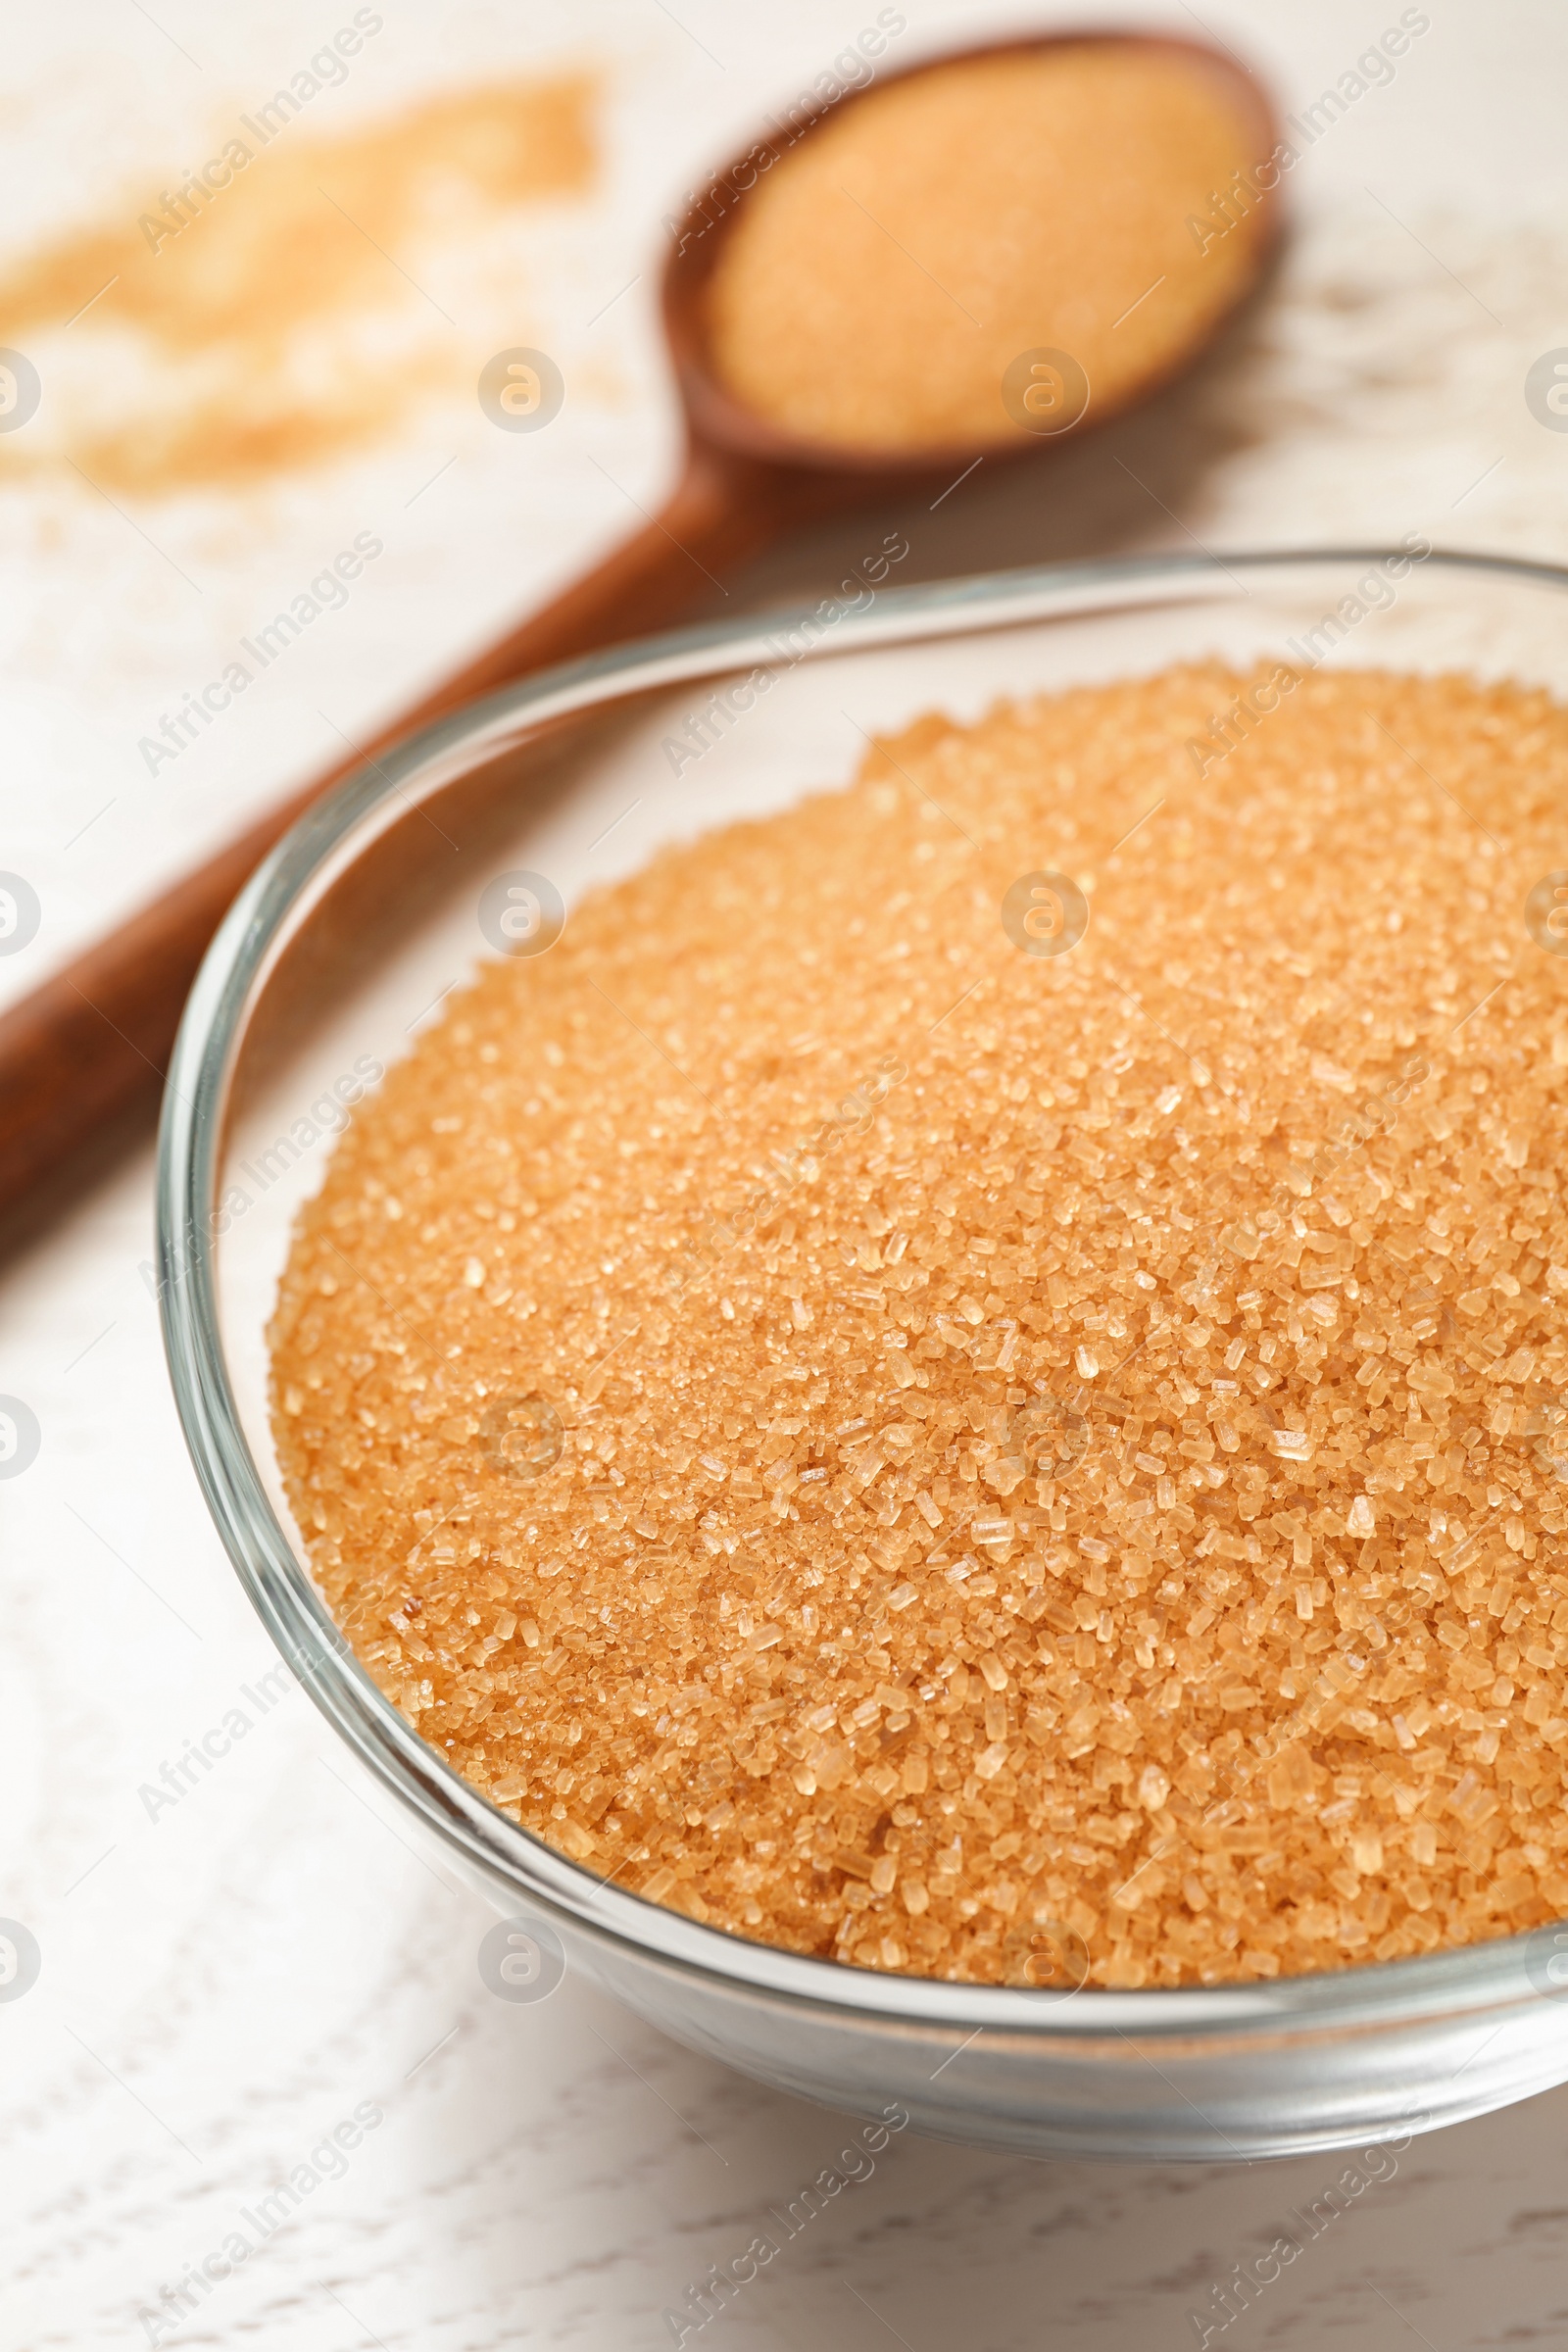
0, 28, 1279, 1241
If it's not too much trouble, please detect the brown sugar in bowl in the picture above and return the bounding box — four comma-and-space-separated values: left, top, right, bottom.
268, 652, 1568, 1996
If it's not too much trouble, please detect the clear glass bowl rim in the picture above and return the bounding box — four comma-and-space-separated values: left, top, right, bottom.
158, 544, 1568, 2039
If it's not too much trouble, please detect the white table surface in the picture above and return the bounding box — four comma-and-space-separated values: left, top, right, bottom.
7, 4, 1568, 2345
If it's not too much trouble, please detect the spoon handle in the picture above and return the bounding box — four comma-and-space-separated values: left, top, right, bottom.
0, 445, 817, 1246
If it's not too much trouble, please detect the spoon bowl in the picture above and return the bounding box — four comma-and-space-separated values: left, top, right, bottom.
663, 25, 1282, 479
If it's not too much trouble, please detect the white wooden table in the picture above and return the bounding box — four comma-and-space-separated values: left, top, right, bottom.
7, 4, 1568, 2343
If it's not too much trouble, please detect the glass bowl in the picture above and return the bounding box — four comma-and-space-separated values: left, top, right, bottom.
159, 548, 1568, 2162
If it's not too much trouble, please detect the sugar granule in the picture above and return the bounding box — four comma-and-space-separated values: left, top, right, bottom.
705, 43, 1271, 455
270, 662, 1568, 1988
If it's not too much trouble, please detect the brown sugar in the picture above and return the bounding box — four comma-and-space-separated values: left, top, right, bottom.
704, 44, 1272, 456
0, 76, 595, 495
270, 662, 1568, 1988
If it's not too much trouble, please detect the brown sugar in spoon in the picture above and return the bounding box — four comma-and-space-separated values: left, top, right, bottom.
0, 28, 1279, 1239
